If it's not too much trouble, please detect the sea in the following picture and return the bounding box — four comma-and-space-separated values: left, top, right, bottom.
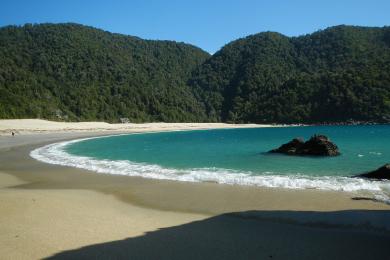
30, 125, 390, 202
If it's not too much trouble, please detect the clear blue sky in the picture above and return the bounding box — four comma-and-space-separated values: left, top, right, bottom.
1, 0, 389, 53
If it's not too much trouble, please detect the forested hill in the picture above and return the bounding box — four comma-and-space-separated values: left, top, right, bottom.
190, 25, 390, 123
1, 24, 389, 123
0, 23, 210, 122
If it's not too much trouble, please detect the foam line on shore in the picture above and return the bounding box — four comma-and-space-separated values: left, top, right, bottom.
30, 137, 390, 203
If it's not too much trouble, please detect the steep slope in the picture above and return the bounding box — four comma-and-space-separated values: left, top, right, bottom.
190, 25, 390, 123
0, 23, 210, 122
1, 24, 389, 124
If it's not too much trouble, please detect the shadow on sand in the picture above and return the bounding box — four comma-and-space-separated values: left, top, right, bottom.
46, 210, 390, 260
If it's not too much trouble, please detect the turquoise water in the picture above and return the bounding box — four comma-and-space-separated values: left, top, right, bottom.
66, 125, 389, 177
30, 125, 390, 200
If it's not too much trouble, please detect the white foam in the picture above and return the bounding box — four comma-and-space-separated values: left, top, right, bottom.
30, 137, 390, 203
369, 151, 382, 156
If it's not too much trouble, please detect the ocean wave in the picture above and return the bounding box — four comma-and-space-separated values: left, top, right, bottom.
30, 137, 390, 202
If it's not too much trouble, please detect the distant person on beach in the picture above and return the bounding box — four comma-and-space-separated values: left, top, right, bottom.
11, 131, 15, 137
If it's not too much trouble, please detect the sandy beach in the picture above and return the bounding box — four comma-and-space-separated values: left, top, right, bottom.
0, 119, 271, 136
1, 120, 390, 259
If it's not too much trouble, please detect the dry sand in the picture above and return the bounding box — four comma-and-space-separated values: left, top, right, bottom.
0, 120, 389, 259
0, 172, 207, 259
0, 119, 273, 136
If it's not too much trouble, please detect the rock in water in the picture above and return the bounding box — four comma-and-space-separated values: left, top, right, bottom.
300, 135, 340, 156
269, 138, 305, 155
269, 135, 340, 156
357, 164, 390, 180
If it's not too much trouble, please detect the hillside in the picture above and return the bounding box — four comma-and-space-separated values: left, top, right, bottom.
0, 24, 389, 123
0, 23, 210, 122
190, 25, 390, 123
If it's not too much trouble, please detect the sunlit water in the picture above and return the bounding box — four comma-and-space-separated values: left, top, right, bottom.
31, 125, 390, 202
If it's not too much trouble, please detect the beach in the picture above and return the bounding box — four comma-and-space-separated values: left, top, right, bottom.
0, 119, 270, 136
1, 120, 390, 259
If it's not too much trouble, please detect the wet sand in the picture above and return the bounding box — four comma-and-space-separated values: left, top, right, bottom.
1, 131, 390, 259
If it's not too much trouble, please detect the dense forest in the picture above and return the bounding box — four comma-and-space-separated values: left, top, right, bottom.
1, 23, 389, 123
190, 25, 390, 123
0, 23, 210, 122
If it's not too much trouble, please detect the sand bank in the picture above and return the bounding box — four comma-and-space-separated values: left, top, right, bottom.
0, 119, 276, 136
0, 127, 390, 259
0, 172, 206, 259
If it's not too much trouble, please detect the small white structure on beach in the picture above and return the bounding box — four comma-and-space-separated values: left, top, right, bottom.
120, 117, 130, 124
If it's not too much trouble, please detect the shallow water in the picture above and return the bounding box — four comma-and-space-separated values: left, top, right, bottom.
30, 125, 390, 202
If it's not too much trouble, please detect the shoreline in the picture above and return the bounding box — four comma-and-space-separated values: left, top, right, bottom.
0, 119, 283, 136
1, 119, 388, 137
1, 126, 390, 213
1, 124, 390, 258
30, 132, 390, 206
3, 131, 389, 213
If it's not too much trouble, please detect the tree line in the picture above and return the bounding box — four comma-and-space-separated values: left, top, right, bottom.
1, 23, 389, 123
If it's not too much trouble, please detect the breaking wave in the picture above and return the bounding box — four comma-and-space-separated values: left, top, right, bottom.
30, 136, 390, 203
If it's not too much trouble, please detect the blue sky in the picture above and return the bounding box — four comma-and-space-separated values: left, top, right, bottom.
1, 0, 389, 53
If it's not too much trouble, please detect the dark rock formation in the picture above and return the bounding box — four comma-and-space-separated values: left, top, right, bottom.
270, 138, 305, 155
270, 135, 340, 156
300, 135, 341, 156
356, 164, 390, 180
